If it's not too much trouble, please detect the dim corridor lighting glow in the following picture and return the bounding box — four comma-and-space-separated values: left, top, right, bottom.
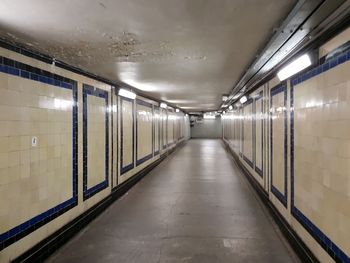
228, 105, 233, 110
160, 103, 167, 109
239, 96, 247, 104
175, 109, 180, 112
118, 89, 136, 99
277, 54, 311, 81
203, 114, 215, 119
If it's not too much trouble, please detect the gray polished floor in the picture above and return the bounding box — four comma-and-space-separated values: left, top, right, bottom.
48, 139, 299, 263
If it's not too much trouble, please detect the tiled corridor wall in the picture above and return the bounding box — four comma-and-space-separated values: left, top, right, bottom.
0, 46, 190, 262
223, 28, 350, 263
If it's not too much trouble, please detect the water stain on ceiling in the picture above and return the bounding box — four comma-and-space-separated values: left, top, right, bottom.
0, 0, 297, 111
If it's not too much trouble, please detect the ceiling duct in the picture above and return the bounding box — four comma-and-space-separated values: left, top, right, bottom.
224, 0, 349, 107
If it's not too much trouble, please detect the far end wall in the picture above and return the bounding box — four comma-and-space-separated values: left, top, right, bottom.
191, 117, 222, 138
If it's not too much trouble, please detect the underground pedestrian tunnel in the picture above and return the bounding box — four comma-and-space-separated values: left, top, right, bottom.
0, 1, 349, 262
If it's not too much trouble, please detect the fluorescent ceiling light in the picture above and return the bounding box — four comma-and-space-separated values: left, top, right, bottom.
118, 88, 136, 99
175, 109, 180, 112
203, 114, 215, 119
160, 102, 167, 108
228, 105, 233, 110
240, 96, 247, 104
277, 54, 311, 81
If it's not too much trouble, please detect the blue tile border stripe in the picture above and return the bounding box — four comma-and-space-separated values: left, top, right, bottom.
0, 56, 78, 251
291, 49, 350, 263
270, 82, 288, 208
120, 96, 135, 174
242, 98, 254, 168
82, 84, 109, 200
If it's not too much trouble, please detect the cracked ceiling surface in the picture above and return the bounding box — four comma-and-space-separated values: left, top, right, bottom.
0, 0, 296, 111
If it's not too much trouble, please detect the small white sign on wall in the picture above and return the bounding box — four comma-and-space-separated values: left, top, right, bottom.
31, 136, 38, 147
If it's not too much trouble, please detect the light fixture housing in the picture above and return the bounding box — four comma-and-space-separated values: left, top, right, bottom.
160, 102, 167, 109
240, 96, 247, 104
118, 88, 136, 99
277, 54, 311, 81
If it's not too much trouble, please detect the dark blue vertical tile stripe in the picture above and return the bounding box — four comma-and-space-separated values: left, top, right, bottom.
0, 56, 78, 251
136, 99, 154, 166
242, 98, 254, 168
254, 91, 264, 177
82, 84, 109, 200
291, 49, 350, 263
270, 82, 288, 208
120, 96, 135, 174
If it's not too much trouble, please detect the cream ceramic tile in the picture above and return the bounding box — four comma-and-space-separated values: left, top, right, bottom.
294, 60, 350, 258
243, 103, 253, 162
154, 108, 160, 153
270, 91, 285, 195
86, 95, 106, 189
168, 112, 175, 144
0, 45, 187, 260
319, 27, 350, 57
255, 98, 263, 172
0, 73, 74, 238
121, 98, 134, 168
136, 102, 153, 160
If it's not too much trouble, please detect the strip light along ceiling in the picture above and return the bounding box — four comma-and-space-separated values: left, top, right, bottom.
160, 102, 167, 109
277, 54, 311, 81
239, 96, 247, 104
118, 88, 136, 99
203, 114, 215, 119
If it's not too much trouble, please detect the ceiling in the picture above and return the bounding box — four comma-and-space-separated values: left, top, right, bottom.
0, 0, 296, 111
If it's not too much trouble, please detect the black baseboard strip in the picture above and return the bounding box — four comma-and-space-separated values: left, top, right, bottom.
222, 141, 319, 263
12, 141, 186, 263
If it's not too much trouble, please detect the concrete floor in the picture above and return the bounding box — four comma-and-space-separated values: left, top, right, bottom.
47, 139, 299, 263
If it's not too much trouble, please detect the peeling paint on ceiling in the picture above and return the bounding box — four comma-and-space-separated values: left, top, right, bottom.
0, 0, 297, 111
